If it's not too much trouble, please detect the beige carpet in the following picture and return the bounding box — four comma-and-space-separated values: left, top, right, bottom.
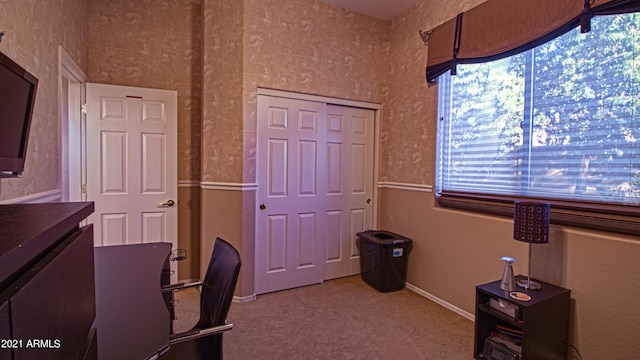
173, 275, 474, 359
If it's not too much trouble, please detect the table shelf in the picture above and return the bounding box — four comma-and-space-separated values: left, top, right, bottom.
474, 276, 570, 360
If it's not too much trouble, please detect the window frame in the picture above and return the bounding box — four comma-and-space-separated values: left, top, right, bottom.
436, 191, 639, 236
435, 16, 640, 237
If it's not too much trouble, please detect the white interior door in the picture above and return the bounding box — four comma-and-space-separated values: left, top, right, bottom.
86, 83, 178, 282
256, 95, 374, 294
323, 104, 374, 280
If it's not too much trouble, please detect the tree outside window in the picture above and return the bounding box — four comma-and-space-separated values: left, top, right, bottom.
437, 13, 639, 207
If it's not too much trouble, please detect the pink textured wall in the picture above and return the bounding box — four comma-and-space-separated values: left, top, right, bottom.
198, 0, 391, 183
240, 0, 391, 182
87, 0, 202, 181
382, 0, 485, 185
200, 0, 245, 183
0, 0, 88, 201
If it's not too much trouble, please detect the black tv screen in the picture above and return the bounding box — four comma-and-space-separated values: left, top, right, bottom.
0, 51, 38, 177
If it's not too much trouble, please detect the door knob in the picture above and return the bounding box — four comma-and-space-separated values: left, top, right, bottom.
367, 198, 371, 204
259, 204, 266, 210
161, 199, 175, 207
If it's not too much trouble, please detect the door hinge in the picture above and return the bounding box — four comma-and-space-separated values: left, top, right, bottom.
81, 103, 87, 114
82, 184, 87, 194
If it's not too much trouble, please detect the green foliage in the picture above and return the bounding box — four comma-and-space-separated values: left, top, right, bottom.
442, 13, 639, 204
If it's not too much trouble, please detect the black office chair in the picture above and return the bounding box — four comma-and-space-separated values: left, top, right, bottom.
163, 237, 241, 360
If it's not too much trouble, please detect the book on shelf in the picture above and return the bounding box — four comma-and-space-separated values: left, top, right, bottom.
495, 323, 523, 336
490, 330, 522, 354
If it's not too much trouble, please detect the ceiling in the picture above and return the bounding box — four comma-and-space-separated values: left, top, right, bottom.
319, 0, 418, 21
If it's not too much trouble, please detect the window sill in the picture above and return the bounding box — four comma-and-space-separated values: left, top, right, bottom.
436, 192, 640, 236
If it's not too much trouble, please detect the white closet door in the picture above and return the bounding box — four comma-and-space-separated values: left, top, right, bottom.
322, 104, 374, 280
256, 95, 374, 294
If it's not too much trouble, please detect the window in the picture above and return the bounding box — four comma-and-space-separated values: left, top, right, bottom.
436, 13, 639, 234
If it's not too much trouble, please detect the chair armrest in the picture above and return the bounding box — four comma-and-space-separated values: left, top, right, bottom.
161, 281, 203, 292
168, 323, 234, 345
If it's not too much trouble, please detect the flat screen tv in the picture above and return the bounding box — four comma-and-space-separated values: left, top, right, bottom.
0, 51, 38, 177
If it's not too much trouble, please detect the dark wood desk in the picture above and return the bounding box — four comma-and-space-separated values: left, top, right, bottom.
0, 202, 96, 360
94, 242, 172, 360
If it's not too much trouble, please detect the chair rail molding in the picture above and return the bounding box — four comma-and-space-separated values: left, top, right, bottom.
0, 189, 63, 204
378, 182, 433, 192
178, 180, 201, 188
200, 182, 258, 191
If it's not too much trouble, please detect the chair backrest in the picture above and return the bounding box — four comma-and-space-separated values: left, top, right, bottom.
196, 237, 242, 329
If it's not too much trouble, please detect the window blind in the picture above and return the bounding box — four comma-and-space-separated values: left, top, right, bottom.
437, 14, 639, 216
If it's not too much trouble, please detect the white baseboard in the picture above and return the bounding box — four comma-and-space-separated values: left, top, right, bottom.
233, 294, 257, 303
405, 282, 475, 322
178, 278, 200, 284
175, 278, 255, 303
238, 283, 475, 319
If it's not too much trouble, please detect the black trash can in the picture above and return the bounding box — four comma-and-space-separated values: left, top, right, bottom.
357, 230, 412, 292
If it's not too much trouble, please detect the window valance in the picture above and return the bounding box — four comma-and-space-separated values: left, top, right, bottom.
424, 0, 640, 83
